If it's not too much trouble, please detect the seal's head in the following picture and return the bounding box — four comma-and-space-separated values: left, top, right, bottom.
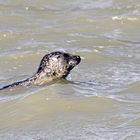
37, 51, 81, 79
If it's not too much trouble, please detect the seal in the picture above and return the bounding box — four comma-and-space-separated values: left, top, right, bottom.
0, 51, 81, 90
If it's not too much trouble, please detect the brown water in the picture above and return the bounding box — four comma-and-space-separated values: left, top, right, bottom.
0, 0, 140, 139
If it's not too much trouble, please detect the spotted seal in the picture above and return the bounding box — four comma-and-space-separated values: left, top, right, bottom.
0, 51, 81, 90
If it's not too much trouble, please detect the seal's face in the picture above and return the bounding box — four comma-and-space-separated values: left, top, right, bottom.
37, 51, 81, 79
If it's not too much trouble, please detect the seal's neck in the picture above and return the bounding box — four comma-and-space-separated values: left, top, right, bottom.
27, 71, 58, 86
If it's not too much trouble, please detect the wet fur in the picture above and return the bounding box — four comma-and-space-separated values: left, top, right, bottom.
0, 51, 81, 90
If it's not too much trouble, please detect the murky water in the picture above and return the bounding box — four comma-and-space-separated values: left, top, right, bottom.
0, 0, 140, 139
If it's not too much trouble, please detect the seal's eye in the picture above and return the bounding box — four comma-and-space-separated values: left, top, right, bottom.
64, 54, 69, 58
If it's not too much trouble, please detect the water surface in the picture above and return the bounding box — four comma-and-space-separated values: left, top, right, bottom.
0, 0, 140, 139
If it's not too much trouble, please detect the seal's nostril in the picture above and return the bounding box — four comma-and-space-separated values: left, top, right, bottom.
76, 55, 79, 59
75, 55, 81, 63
